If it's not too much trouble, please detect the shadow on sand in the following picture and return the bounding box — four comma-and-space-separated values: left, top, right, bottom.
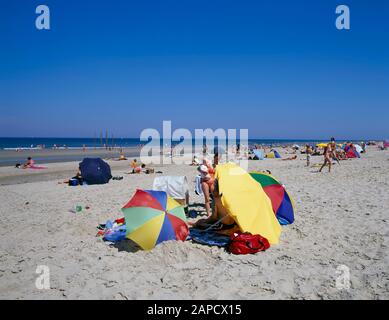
111, 239, 142, 253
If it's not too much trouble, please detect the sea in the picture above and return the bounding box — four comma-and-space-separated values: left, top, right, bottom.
0, 137, 353, 150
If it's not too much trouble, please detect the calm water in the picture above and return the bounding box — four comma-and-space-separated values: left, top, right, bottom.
0, 137, 364, 150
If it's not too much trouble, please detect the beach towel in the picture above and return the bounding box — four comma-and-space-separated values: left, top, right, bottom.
29, 165, 47, 169
195, 175, 203, 195
103, 225, 126, 242
188, 228, 230, 247
152, 176, 189, 200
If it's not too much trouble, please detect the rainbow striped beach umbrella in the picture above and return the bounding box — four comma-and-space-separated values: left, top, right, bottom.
122, 189, 189, 250
249, 172, 295, 225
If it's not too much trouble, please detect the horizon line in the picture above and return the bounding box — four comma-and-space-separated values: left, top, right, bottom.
0, 136, 383, 141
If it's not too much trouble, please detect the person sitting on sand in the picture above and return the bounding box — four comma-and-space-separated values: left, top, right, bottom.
119, 153, 127, 161
22, 157, 34, 169
191, 155, 201, 166
338, 149, 347, 160
140, 163, 154, 174
192, 179, 238, 235
62, 168, 83, 185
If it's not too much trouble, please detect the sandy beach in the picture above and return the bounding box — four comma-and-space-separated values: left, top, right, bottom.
0, 146, 388, 300
0, 147, 141, 167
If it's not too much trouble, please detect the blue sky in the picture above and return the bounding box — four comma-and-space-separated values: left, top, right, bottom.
1, 0, 388, 139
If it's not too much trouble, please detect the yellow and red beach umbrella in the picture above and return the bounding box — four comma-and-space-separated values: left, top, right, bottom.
122, 189, 189, 250
250, 172, 295, 225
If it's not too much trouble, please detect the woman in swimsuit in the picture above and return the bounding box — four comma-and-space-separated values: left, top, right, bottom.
198, 164, 215, 217
319, 144, 333, 172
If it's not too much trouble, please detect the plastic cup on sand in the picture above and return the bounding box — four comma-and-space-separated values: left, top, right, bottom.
75, 205, 83, 213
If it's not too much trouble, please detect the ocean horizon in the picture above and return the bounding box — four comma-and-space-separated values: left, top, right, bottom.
0, 137, 376, 150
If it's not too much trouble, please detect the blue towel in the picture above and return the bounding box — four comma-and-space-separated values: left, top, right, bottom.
188, 228, 230, 247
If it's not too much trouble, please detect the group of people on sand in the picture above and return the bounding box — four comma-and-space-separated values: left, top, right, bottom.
302, 138, 340, 172
304, 137, 366, 173
129, 159, 155, 174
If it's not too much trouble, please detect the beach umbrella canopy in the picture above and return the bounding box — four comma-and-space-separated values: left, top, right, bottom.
249, 172, 295, 225
265, 150, 281, 158
215, 163, 281, 244
122, 189, 188, 250
79, 158, 112, 185
316, 143, 328, 148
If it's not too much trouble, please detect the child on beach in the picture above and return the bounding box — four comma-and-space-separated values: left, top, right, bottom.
130, 159, 137, 172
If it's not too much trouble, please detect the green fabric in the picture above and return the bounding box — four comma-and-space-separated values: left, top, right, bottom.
249, 172, 280, 188
122, 207, 163, 235
168, 206, 187, 222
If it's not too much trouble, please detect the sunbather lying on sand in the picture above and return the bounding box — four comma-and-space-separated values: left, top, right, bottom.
282, 155, 298, 161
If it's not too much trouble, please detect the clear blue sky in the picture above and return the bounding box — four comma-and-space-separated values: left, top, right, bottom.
1, 0, 388, 139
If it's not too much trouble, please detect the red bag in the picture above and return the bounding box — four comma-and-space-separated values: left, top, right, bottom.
228, 232, 270, 254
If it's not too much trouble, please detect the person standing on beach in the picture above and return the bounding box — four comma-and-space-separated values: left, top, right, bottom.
329, 137, 340, 165
319, 144, 333, 172
319, 138, 339, 173
305, 144, 312, 167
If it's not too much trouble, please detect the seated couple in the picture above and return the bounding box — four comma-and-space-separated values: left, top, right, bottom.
193, 179, 239, 235
130, 159, 154, 174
